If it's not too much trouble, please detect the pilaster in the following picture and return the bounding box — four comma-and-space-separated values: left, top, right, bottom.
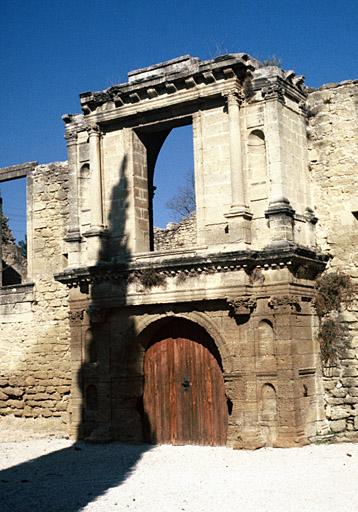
263, 85, 295, 244
82, 124, 107, 264
64, 130, 82, 267
88, 124, 104, 231
224, 90, 253, 246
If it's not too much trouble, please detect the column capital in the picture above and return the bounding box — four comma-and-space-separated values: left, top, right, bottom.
223, 89, 244, 107
87, 123, 102, 137
64, 130, 78, 145
69, 309, 84, 325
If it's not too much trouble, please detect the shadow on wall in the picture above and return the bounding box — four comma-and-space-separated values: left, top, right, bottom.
0, 155, 152, 511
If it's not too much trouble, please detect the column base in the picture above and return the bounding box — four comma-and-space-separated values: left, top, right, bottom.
64, 228, 82, 243
83, 227, 109, 265
64, 229, 82, 267
265, 198, 295, 243
82, 226, 108, 238
224, 207, 253, 245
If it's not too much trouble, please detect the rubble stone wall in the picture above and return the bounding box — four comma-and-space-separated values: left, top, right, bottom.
308, 80, 358, 438
0, 162, 71, 435
154, 214, 197, 251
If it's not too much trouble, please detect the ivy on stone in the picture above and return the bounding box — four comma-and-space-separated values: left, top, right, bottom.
314, 272, 353, 365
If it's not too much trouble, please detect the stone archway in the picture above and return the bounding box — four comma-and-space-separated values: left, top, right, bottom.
140, 317, 228, 446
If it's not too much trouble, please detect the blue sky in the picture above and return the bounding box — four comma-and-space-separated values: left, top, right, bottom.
0, 0, 357, 235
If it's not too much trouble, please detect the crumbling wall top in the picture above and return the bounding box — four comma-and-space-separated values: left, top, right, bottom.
128, 55, 201, 83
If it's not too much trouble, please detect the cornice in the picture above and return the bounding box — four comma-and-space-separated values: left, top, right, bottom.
54, 244, 328, 289
251, 74, 307, 104
62, 55, 308, 127
79, 54, 258, 114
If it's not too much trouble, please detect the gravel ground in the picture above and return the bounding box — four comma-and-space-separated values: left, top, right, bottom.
0, 439, 358, 512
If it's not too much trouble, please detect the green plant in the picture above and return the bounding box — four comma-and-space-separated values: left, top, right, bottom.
315, 272, 353, 318
318, 316, 350, 364
138, 268, 166, 289
1, 211, 15, 244
176, 271, 187, 284
314, 271, 353, 365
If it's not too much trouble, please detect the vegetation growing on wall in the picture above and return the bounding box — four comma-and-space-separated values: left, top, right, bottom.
314, 272, 353, 365
260, 55, 282, 67
137, 268, 166, 289
1, 212, 15, 244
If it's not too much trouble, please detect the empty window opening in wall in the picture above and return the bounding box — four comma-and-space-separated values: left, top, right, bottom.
151, 124, 196, 251
0, 177, 27, 286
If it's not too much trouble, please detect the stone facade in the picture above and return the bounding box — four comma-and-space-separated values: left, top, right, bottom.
0, 54, 356, 446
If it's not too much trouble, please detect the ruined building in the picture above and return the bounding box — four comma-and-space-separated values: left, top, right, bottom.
0, 54, 357, 447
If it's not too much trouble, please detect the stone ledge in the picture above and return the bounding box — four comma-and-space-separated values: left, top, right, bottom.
0, 283, 34, 305
0, 161, 37, 181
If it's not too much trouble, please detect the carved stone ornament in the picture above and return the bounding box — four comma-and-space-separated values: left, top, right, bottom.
64, 130, 78, 144
227, 297, 257, 318
223, 89, 245, 107
268, 295, 301, 313
87, 123, 102, 136
261, 82, 285, 103
69, 310, 84, 324
87, 306, 107, 324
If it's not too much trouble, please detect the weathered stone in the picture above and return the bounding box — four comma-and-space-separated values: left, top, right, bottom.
331, 387, 348, 398
328, 406, 351, 420
2, 387, 24, 397
330, 419, 347, 433
25, 376, 36, 386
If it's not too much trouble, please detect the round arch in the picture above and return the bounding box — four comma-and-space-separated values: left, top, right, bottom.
135, 311, 231, 372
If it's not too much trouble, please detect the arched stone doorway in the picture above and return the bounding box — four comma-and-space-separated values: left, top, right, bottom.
141, 317, 227, 446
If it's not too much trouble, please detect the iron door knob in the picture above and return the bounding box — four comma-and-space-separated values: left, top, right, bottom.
182, 377, 190, 391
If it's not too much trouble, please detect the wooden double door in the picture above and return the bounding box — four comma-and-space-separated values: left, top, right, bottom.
143, 335, 227, 446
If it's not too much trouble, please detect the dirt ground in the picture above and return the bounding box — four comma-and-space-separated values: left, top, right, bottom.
0, 439, 358, 512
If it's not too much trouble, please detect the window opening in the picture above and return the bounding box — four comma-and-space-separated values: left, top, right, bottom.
150, 124, 195, 251
0, 177, 27, 286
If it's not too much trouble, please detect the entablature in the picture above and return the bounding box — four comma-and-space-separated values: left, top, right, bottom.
55, 244, 328, 290
79, 54, 258, 115
62, 54, 308, 137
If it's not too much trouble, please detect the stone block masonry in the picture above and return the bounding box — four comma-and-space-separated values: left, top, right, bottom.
308, 80, 358, 440
0, 162, 71, 435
